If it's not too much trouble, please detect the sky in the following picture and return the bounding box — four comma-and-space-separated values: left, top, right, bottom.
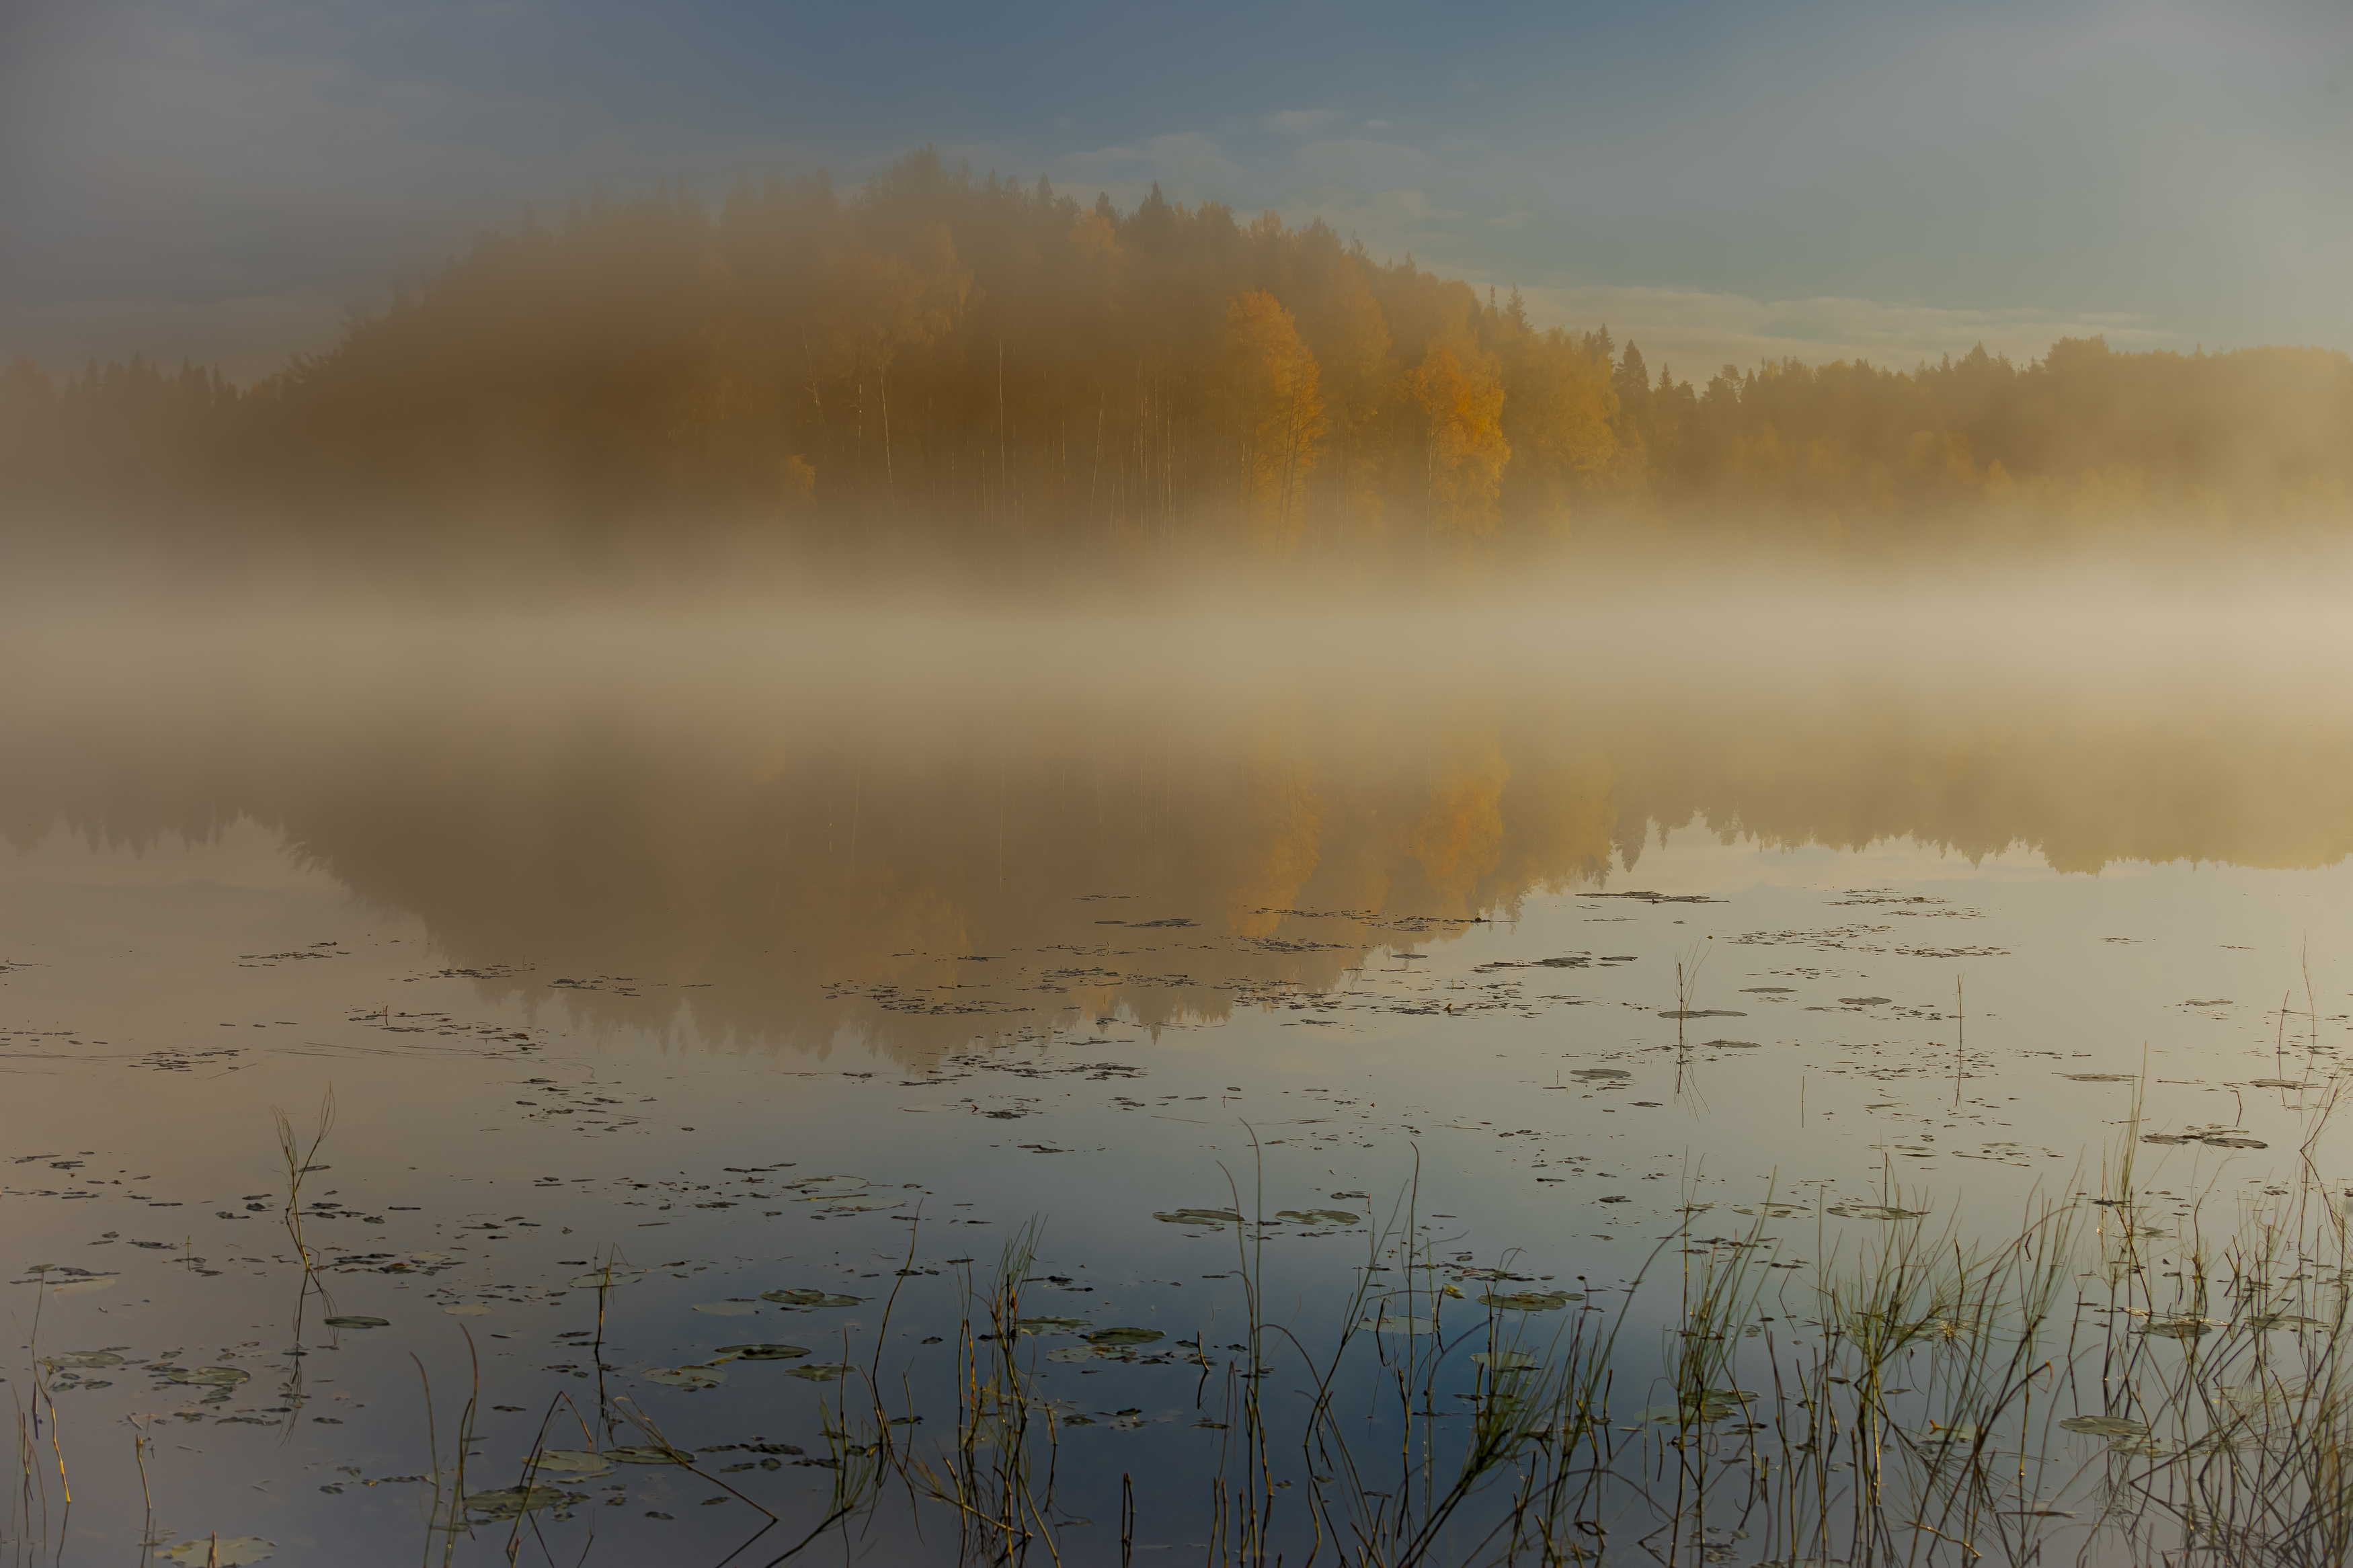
1, 0, 2348, 382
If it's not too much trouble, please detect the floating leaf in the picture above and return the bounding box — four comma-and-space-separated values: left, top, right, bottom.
640, 1365, 725, 1391
690, 1300, 759, 1316
48, 1276, 115, 1296
2250, 1313, 2326, 1330
1704, 1040, 1762, 1048
1273, 1209, 1359, 1227
762, 1288, 862, 1307
160, 1540, 274, 1566
2143, 1317, 2216, 1339
1826, 1205, 1924, 1221
1360, 1315, 1437, 1334
1568, 1069, 1630, 1081
1084, 1327, 1164, 1347
2059, 1415, 2149, 1438
165, 1367, 249, 1388
2249, 1078, 2305, 1089
789, 1175, 869, 1197
1733, 1204, 1808, 1219
465, 1484, 572, 1520
822, 1194, 903, 1212
2063, 1073, 2135, 1082
532, 1450, 615, 1477
1015, 1317, 1090, 1334
715, 1343, 811, 1361
567, 1268, 646, 1289
1153, 1208, 1244, 1227
324, 1315, 389, 1329
1045, 1346, 1096, 1363
2201, 1135, 2268, 1149
1481, 1290, 1581, 1311
1472, 1350, 1541, 1370
43, 1352, 123, 1370
781, 1363, 850, 1380
607, 1445, 692, 1464
1659, 1009, 1746, 1020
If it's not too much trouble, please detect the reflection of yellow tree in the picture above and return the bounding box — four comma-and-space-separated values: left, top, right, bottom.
1224, 291, 1326, 549
1404, 335, 1510, 537
1401, 746, 1511, 914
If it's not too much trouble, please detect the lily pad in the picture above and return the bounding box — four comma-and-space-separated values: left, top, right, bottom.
640, 1365, 726, 1390
1472, 1350, 1542, 1370
1154, 1208, 1244, 1227
608, 1444, 692, 1464
715, 1343, 811, 1361
789, 1175, 869, 1197
1660, 1009, 1746, 1020
822, 1194, 903, 1212
2062, 1073, 2135, 1082
444, 1304, 491, 1315
532, 1450, 616, 1477
762, 1288, 863, 1307
2059, 1415, 2149, 1438
1733, 1204, 1808, 1219
690, 1300, 759, 1316
1273, 1209, 1360, 1227
165, 1367, 250, 1388
567, 1268, 646, 1289
1704, 1039, 1762, 1048
1084, 1327, 1164, 1347
1015, 1317, 1090, 1334
465, 1484, 573, 1519
47, 1276, 115, 1296
324, 1315, 390, 1329
1568, 1069, 1631, 1081
160, 1540, 274, 1566
1482, 1289, 1580, 1311
1045, 1346, 1096, 1362
2200, 1135, 2268, 1149
43, 1351, 124, 1370
781, 1362, 851, 1380
1360, 1315, 1437, 1334
1827, 1205, 1925, 1221
2143, 1317, 2216, 1339
2249, 1078, 2305, 1089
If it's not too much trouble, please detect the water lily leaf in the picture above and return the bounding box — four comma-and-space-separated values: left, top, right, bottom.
1045, 1346, 1096, 1362
1481, 1290, 1581, 1311
444, 1304, 491, 1315
1472, 1350, 1542, 1370
607, 1444, 692, 1464
1015, 1317, 1090, 1334
781, 1362, 851, 1380
567, 1268, 646, 1289
2248, 1079, 2305, 1089
822, 1194, 903, 1212
1084, 1327, 1164, 1347
532, 1450, 616, 1476
44, 1352, 124, 1370
48, 1276, 115, 1296
1360, 1315, 1436, 1334
465, 1484, 573, 1519
640, 1365, 725, 1390
1568, 1069, 1630, 1081
1273, 1209, 1360, 1227
323, 1315, 389, 1329
2059, 1415, 2149, 1438
1153, 1208, 1244, 1227
1826, 1205, 1925, 1221
717, 1343, 811, 1360
160, 1539, 274, 1565
2143, 1317, 2216, 1338
165, 1367, 249, 1387
690, 1300, 759, 1316
789, 1175, 869, 1197
2062, 1073, 2135, 1082
1733, 1203, 1808, 1219
2250, 1313, 2326, 1329
2200, 1135, 2268, 1149
762, 1288, 862, 1307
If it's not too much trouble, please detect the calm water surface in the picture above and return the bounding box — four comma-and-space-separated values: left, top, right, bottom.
4, 593, 2350, 1565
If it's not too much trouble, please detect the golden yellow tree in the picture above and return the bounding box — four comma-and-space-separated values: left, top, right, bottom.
1224, 290, 1326, 548
1404, 333, 1509, 537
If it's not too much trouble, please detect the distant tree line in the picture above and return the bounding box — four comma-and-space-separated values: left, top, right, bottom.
3, 148, 2349, 555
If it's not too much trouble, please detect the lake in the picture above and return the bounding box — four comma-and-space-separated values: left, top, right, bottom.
5, 581, 2350, 1566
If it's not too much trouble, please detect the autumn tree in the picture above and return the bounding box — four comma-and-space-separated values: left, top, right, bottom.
1224, 289, 1326, 548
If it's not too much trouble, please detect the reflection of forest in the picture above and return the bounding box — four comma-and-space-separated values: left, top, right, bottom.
6, 659, 2347, 1061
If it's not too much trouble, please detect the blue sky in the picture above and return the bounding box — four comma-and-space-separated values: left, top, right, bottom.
3, 0, 2347, 380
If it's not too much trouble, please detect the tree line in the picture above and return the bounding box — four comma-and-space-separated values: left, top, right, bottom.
4, 147, 2349, 555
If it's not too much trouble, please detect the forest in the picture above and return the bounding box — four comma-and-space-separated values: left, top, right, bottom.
3, 147, 2350, 559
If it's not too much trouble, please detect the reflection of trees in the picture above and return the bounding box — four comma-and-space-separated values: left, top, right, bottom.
4, 678, 2348, 1062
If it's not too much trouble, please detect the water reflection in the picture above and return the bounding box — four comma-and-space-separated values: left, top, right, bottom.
6, 601, 2348, 1059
